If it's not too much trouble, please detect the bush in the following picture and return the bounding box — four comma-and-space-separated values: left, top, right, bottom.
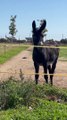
0, 77, 67, 110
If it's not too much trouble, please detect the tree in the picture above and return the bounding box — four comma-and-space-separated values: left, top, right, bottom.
40, 19, 48, 38
9, 15, 17, 38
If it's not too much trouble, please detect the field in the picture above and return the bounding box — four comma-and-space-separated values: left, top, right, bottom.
0, 44, 67, 87
59, 47, 67, 60
0, 44, 67, 119
0, 43, 67, 63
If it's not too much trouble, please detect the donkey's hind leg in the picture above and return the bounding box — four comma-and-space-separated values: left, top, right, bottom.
48, 59, 57, 85
34, 62, 39, 84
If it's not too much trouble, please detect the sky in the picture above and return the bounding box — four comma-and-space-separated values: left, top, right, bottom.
0, 0, 67, 40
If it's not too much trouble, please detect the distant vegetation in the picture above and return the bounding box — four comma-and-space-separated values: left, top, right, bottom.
0, 37, 27, 43
0, 37, 67, 45
9, 15, 17, 38
60, 38, 67, 44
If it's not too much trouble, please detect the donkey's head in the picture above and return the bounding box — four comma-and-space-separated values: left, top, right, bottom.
32, 20, 46, 45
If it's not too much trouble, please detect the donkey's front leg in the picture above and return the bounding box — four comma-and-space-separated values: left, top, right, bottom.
48, 65, 53, 85
34, 62, 39, 84
43, 65, 48, 84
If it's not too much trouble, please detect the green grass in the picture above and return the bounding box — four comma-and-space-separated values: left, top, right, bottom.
0, 44, 28, 64
0, 79, 67, 119
0, 100, 67, 120
59, 46, 67, 61
59, 47, 67, 58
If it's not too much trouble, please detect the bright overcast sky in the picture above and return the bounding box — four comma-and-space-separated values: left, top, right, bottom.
0, 0, 67, 40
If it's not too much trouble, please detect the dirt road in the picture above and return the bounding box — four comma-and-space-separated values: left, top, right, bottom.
0, 47, 67, 88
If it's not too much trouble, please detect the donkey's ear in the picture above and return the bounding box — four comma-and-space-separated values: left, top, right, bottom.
32, 20, 36, 33
39, 20, 46, 32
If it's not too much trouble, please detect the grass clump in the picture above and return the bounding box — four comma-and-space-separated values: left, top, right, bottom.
0, 78, 67, 110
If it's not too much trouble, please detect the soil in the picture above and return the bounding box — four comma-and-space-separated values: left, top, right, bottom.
0, 47, 67, 88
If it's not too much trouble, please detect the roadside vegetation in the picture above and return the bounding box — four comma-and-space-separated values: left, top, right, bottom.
0, 43, 28, 64
0, 78, 67, 119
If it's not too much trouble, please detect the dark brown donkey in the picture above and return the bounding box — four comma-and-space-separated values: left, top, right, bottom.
32, 20, 59, 85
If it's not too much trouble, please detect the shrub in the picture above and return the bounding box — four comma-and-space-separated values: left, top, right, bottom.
0, 77, 67, 110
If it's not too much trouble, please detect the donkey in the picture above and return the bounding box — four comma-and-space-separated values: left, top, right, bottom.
32, 20, 59, 85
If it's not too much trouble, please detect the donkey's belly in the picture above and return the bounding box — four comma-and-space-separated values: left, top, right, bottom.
32, 49, 56, 66
33, 55, 54, 67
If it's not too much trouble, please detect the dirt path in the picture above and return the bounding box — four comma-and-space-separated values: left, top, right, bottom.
0, 47, 67, 88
